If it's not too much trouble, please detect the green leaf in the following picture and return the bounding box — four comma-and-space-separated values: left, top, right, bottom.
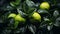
10, 0, 21, 7
39, 20, 47, 28
43, 17, 50, 22
54, 17, 60, 27
22, 1, 35, 15
14, 0, 21, 5
15, 27, 26, 34
8, 19, 15, 29
0, 18, 4, 23
28, 25, 36, 34
17, 9, 27, 17
37, 9, 48, 14
53, 10, 59, 17
47, 25, 53, 31
26, 0, 35, 7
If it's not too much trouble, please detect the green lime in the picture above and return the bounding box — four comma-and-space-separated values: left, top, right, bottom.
8, 13, 16, 18
40, 2, 50, 10
15, 14, 26, 22
32, 12, 41, 21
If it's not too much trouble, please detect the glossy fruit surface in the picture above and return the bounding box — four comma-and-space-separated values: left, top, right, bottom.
32, 12, 41, 21
15, 14, 26, 22
40, 2, 50, 9
8, 13, 16, 18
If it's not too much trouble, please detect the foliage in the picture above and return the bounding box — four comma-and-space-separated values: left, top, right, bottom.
0, 0, 60, 34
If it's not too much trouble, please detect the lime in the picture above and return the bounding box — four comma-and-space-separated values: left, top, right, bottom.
40, 2, 50, 10
15, 14, 26, 22
8, 13, 16, 18
32, 12, 41, 21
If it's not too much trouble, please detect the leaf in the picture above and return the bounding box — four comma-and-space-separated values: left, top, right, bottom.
10, 0, 21, 7
47, 25, 53, 31
4, 5, 13, 11
35, 3, 40, 8
53, 10, 59, 17
0, 18, 4, 23
22, 1, 35, 14
2, 29, 11, 34
39, 21, 47, 28
37, 9, 48, 14
57, 3, 60, 8
54, 17, 60, 27
15, 27, 26, 34
1, 5, 14, 11
8, 19, 15, 29
9, 19, 14, 25
26, 0, 35, 7
28, 25, 36, 34
43, 17, 50, 21
27, 7, 35, 14
39, 17, 52, 29
17, 9, 27, 17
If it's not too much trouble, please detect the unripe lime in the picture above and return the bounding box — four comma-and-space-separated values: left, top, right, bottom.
40, 2, 50, 10
8, 13, 16, 18
15, 14, 26, 22
32, 12, 41, 21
